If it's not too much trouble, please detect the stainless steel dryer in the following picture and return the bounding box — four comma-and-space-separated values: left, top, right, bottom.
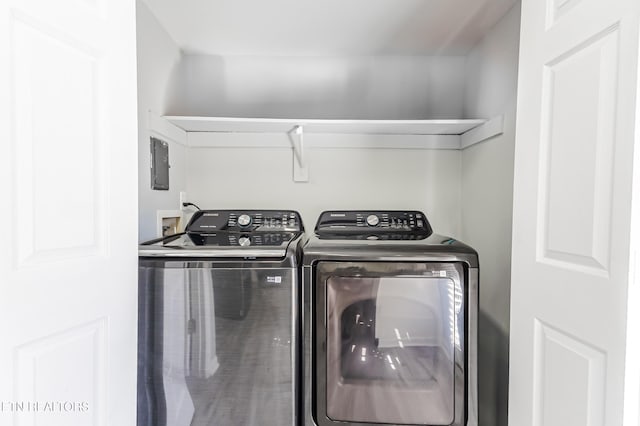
138, 210, 305, 426
302, 210, 478, 426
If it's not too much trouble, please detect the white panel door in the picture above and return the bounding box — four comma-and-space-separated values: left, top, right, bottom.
0, 1, 138, 425
510, 0, 640, 425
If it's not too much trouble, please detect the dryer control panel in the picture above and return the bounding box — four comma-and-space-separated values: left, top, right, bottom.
186, 210, 303, 234
315, 210, 432, 236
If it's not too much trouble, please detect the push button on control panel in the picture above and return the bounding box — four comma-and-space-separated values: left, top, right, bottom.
237, 214, 252, 227
366, 214, 380, 226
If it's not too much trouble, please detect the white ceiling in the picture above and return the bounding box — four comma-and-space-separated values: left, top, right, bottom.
141, 0, 518, 56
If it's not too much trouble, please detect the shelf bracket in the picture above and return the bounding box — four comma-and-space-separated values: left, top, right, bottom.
288, 125, 309, 182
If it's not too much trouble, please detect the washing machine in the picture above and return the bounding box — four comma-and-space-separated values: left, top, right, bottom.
302, 210, 478, 426
138, 210, 305, 426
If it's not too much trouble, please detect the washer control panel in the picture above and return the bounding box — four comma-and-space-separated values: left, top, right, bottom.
186, 210, 303, 234
187, 231, 296, 247
315, 210, 432, 236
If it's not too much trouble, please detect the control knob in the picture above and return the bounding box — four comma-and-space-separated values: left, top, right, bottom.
366, 214, 380, 227
237, 214, 252, 227
238, 236, 251, 247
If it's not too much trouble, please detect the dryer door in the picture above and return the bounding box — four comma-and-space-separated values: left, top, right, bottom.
314, 261, 467, 426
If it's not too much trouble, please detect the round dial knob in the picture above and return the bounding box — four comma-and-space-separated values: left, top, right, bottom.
238, 236, 251, 247
366, 214, 380, 227
237, 214, 252, 227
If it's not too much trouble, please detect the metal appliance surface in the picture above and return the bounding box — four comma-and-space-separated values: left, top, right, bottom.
138, 210, 305, 426
302, 210, 478, 426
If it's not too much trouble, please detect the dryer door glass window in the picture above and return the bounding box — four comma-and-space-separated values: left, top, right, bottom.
325, 275, 457, 425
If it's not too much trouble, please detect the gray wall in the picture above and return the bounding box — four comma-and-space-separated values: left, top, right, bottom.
136, 5, 474, 239
186, 139, 463, 236
168, 55, 466, 119
462, 3, 521, 426
136, 1, 186, 241
137, 1, 474, 241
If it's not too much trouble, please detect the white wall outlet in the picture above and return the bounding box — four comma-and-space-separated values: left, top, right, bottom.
179, 191, 188, 210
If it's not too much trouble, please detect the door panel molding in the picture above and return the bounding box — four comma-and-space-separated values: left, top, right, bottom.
546, 0, 584, 29
532, 319, 606, 426
14, 318, 107, 426
10, 9, 108, 268
536, 25, 619, 277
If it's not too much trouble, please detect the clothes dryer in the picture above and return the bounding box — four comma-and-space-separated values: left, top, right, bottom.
302, 210, 478, 426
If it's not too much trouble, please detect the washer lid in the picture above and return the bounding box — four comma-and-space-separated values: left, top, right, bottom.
138, 231, 302, 258
140, 209, 304, 258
